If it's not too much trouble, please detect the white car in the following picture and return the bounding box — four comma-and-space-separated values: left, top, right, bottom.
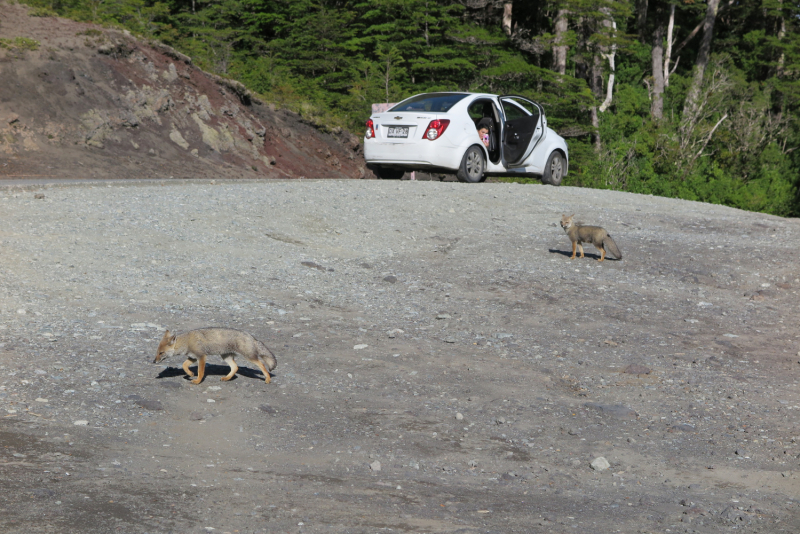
363, 92, 568, 184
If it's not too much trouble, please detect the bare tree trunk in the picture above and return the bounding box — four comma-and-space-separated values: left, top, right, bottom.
636, 0, 649, 42
599, 19, 617, 113
502, 2, 513, 36
424, 0, 430, 47
684, 0, 721, 119
553, 9, 569, 75
664, 4, 675, 86
673, 0, 733, 59
776, 1, 786, 77
591, 53, 603, 151
651, 5, 665, 120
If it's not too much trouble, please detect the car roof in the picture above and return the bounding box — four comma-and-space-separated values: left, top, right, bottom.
414, 91, 494, 97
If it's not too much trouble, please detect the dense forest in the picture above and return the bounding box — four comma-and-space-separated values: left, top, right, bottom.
14, 0, 800, 216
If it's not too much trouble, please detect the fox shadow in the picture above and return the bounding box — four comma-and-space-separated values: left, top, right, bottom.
155, 363, 269, 381
548, 248, 620, 261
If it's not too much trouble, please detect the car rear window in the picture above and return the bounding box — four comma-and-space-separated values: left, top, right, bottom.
390, 93, 469, 113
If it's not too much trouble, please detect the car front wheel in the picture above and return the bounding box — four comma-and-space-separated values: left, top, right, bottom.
541, 151, 564, 186
456, 145, 485, 183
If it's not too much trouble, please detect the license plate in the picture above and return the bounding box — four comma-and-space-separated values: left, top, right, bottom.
387, 126, 409, 138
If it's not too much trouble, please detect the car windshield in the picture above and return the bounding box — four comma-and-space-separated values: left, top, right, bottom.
390, 93, 469, 113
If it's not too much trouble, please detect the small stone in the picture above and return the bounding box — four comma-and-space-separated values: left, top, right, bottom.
455, 412, 464, 421
494, 333, 513, 339
34, 193, 45, 200
135, 399, 164, 411
353, 344, 368, 350
590, 457, 610, 471
386, 329, 404, 338
584, 403, 638, 419
436, 314, 451, 320
369, 460, 381, 472
16, 309, 26, 315
383, 275, 397, 283
301, 261, 326, 272
73, 420, 89, 426
35, 398, 48, 403
622, 364, 651, 375
258, 405, 277, 414
207, 398, 216, 403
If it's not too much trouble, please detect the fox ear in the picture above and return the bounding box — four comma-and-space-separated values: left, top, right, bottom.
169, 333, 177, 344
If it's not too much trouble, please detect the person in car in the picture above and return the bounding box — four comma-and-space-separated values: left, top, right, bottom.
476, 117, 492, 148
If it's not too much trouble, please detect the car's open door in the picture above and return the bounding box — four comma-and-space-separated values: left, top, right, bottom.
498, 96, 544, 167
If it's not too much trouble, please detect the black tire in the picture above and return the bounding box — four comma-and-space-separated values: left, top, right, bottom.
373, 167, 405, 180
456, 145, 485, 183
541, 151, 564, 186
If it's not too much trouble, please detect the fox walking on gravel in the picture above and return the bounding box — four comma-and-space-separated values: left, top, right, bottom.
154, 328, 277, 385
560, 214, 622, 262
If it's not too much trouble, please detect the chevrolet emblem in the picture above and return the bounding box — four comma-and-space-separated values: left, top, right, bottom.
394, 116, 402, 120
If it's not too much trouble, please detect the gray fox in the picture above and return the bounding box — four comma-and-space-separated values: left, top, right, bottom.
560, 214, 622, 261
154, 328, 277, 385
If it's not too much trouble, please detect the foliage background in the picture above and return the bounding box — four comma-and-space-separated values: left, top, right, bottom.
13, 0, 800, 216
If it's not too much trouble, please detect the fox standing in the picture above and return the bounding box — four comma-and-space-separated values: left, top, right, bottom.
560, 214, 622, 261
154, 328, 277, 385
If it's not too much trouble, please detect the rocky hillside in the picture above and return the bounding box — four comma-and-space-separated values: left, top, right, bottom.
0, 2, 365, 181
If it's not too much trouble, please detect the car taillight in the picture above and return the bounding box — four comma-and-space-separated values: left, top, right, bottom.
423, 119, 450, 140
365, 119, 375, 139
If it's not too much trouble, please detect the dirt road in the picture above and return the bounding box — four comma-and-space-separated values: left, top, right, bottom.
1, 179, 799, 533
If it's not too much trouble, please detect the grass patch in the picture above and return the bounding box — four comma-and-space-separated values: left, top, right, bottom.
0, 37, 40, 51
77, 29, 103, 37
491, 176, 542, 185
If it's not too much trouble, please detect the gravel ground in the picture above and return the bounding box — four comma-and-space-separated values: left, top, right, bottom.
1, 178, 799, 533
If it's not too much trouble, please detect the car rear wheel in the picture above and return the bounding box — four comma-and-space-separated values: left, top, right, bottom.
541, 151, 564, 186
373, 167, 405, 180
456, 145, 485, 183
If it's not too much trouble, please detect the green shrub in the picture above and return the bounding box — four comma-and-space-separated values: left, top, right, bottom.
28, 6, 57, 17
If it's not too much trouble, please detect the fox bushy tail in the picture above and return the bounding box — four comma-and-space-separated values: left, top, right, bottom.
257, 341, 278, 371
603, 236, 622, 259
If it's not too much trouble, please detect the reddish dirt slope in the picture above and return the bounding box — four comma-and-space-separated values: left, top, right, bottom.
0, 2, 365, 181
